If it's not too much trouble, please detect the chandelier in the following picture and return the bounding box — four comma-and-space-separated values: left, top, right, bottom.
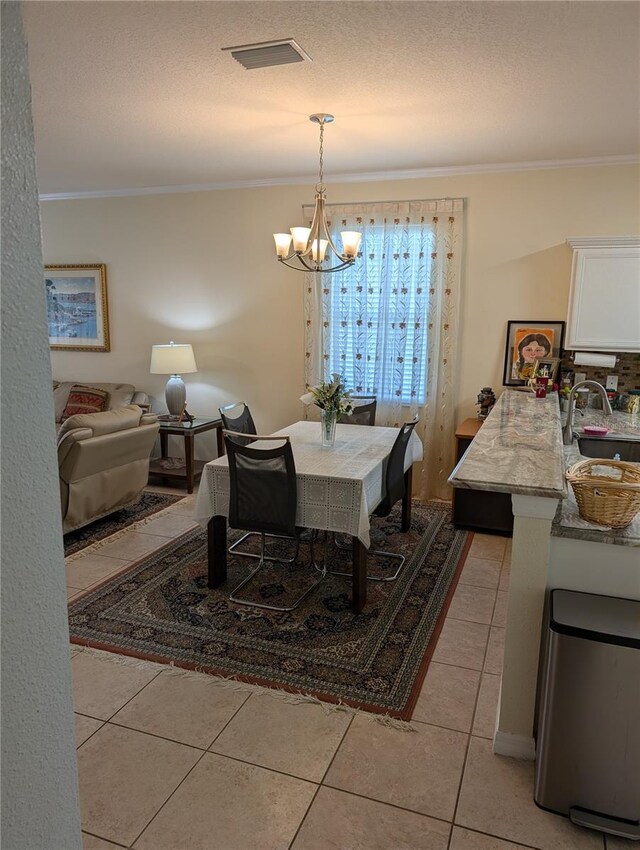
273, 114, 362, 273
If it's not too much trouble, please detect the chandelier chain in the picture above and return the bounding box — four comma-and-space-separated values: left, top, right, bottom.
318, 120, 324, 189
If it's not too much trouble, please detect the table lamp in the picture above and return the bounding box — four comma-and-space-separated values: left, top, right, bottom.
150, 341, 197, 418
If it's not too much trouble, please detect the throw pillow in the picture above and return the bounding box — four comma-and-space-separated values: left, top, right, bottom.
61, 385, 110, 421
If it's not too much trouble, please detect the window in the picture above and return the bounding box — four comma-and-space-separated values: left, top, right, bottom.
324, 223, 433, 405
304, 196, 463, 498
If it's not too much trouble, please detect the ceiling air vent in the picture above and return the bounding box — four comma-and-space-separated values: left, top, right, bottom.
222, 39, 312, 70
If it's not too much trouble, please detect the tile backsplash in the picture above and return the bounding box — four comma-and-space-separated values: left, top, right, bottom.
560, 351, 640, 391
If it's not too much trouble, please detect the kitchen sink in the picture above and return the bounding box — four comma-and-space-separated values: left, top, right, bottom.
577, 436, 640, 463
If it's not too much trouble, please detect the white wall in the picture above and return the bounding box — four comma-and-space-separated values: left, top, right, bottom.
1, 3, 82, 846
41, 164, 640, 461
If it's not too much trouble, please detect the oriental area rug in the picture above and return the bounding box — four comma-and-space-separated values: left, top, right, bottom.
68, 501, 471, 719
64, 492, 184, 557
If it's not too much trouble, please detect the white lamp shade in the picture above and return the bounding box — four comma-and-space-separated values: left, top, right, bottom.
290, 226, 311, 252
150, 343, 197, 375
311, 238, 329, 262
273, 232, 293, 258
341, 231, 362, 258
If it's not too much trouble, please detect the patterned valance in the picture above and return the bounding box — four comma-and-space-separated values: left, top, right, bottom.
301, 198, 464, 228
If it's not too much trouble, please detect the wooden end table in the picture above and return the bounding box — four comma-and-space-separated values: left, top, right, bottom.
149, 416, 223, 493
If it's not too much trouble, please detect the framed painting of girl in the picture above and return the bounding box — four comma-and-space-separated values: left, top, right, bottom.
502, 320, 565, 386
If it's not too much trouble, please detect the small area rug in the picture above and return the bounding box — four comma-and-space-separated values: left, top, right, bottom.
69, 501, 470, 719
64, 492, 185, 557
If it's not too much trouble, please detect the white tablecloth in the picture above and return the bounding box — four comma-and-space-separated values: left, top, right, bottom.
194, 421, 423, 548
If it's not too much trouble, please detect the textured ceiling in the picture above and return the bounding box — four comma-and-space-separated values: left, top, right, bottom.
23, 0, 640, 195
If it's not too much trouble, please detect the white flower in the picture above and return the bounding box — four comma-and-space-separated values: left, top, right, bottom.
301, 375, 353, 415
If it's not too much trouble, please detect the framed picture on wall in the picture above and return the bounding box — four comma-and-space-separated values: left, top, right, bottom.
502, 320, 565, 386
45, 264, 110, 351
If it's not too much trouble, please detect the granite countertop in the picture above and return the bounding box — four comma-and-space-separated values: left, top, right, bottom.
448, 391, 640, 547
553, 410, 640, 548
448, 389, 566, 498
567, 408, 640, 439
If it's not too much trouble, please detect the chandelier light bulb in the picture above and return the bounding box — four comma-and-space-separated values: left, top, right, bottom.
272, 114, 361, 274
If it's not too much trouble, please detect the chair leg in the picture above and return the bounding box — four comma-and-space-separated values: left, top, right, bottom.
229, 533, 326, 612
329, 528, 406, 583
311, 531, 328, 577
332, 532, 351, 551
328, 550, 405, 582
229, 531, 298, 564
365, 549, 405, 582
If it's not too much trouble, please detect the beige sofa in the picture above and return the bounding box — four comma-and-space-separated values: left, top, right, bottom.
58, 405, 160, 533
54, 381, 157, 533
53, 381, 149, 427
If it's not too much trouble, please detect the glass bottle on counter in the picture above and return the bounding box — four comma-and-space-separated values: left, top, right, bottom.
627, 390, 640, 415
616, 392, 629, 411
575, 388, 590, 411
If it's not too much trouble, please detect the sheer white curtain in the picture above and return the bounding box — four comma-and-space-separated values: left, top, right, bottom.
304, 199, 464, 499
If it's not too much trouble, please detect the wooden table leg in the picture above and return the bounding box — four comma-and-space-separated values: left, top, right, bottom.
185, 434, 195, 493
159, 430, 169, 486
401, 466, 413, 532
208, 515, 227, 588
216, 425, 225, 457
352, 537, 367, 613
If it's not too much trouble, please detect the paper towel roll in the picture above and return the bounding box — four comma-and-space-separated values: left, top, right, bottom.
573, 351, 617, 368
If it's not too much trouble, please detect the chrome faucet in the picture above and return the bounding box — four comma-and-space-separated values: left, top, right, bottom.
562, 380, 612, 445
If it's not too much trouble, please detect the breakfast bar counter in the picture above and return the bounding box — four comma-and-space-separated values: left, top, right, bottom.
449, 390, 640, 546
449, 389, 567, 759
449, 389, 566, 499
449, 389, 640, 759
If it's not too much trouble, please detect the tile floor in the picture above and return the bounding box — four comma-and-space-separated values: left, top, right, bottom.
69, 493, 624, 850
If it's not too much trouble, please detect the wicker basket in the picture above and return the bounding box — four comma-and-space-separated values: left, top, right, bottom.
566, 458, 640, 528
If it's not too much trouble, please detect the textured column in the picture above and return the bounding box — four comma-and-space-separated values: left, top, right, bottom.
493, 494, 559, 760
1, 4, 82, 846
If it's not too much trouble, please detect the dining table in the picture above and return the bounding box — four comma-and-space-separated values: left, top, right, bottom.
194, 420, 424, 613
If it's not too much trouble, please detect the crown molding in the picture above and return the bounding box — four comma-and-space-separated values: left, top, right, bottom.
566, 235, 640, 249
39, 154, 639, 201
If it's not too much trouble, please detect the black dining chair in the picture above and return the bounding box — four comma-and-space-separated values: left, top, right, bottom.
330, 395, 377, 550
218, 402, 296, 564
331, 417, 418, 582
224, 431, 326, 611
344, 396, 377, 426
218, 402, 257, 445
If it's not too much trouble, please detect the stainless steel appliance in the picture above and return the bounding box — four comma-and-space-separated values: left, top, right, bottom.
535, 589, 640, 840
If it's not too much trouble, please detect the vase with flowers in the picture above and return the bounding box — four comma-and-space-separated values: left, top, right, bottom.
300, 374, 354, 447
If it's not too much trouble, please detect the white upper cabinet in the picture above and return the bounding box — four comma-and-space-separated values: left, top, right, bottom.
566, 237, 640, 352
